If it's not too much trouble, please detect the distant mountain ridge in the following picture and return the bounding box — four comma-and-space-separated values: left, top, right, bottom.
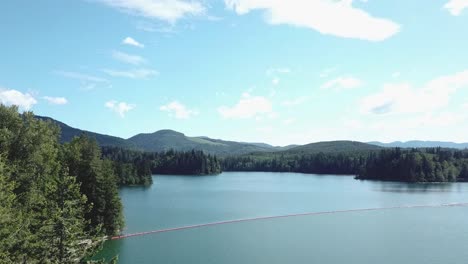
37, 115, 468, 156
127, 129, 283, 155
285, 140, 383, 154
36, 116, 135, 148
36, 116, 287, 156
368, 141, 468, 149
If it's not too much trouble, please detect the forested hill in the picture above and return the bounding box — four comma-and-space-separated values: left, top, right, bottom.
127, 130, 279, 155
368, 140, 468, 149
284, 141, 383, 154
34, 116, 289, 156
36, 115, 135, 149
222, 141, 381, 175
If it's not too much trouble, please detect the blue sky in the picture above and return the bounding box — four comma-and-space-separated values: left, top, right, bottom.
1, 0, 468, 145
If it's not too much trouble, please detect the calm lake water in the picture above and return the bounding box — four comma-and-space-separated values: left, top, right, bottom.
95, 172, 468, 263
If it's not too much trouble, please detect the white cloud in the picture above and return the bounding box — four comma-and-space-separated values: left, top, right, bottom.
266, 67, 291, 75
321, 76, 362, 90
96, 0, 205, 23
160, 101, 198, 119
282, 118, 296, 125
319, 67, 337, 78
392, 72, 401, 78
55, 70, 108, 83
361, 70, 468, 115
0, 88, 37, 110
225, 0, 400, 41
218, 93, 273, 119
267, 67, 290, 86
122, 37, 144, 48
105, 100, 135, 117
272, 77, 280, 85
281, 96, 308, 106
256, 126, 273, 133
43, 96, 68, 105
444, 0, 468, 16
112, 50, 146, 65
54, 70, 110, 90
102, 68, 159, 79
135, 21, 176, 33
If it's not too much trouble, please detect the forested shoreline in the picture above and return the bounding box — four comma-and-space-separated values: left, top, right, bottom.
0, 105, 222, 263
0, 105, 123, 263
358, 148, 468, 182
2, 103, 468, 262
102, 147, 221, 186
222, 148, 468, 183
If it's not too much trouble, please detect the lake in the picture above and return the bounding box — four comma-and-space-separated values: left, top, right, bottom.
94, 172, 468, 263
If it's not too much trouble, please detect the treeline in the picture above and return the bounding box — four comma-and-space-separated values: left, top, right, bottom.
222, 148, 468, 183
0, 105, 122, 263
102, 147, 222, 181
223, 153, 365, 175
357, 148, 468, 182
101, 147, 153, 186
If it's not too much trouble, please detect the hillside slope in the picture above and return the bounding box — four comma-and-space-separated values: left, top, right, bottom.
127, 130, 276, 155
36, 116, 134, 148
368, 140, 468, 149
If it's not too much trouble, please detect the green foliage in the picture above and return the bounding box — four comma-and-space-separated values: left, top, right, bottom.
223, 152, 365, 175
0, 104, 124, 262
63, 135, 124, 236
101, 147, 153, 185
283, 141, 383, 154
36, 115, 135, 149
102, 147, 222, 179
38, 116, 282, 156
126, 130, 276, 156
223, 146, 468, 183
357, 148, 468, 182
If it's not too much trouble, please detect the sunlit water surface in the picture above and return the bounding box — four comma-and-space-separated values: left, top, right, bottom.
94, 172, 468, 264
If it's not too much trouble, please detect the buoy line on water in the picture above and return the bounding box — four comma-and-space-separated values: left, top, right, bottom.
110, 202, 468, 240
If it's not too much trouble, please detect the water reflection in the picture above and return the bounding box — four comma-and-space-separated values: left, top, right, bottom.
375, 182, 463, 193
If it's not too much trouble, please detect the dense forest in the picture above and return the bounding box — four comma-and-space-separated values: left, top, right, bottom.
0, 105, 123, 263
223, 153, 366, 175
0, 105, 224, 263
357, 148, 468, 182
102, 147, 222, 185
223, 148, 468, 183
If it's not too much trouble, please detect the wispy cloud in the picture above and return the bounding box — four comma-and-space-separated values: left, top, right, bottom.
360, 70, 468, 115
225, 0, 400, 41
218, 92, 273, 119
135, 21, 176, 33
122, 37, 144, 48
105, 100, 135, 117
272, 77, 280, 86
43, 96, 68, 105
54, 70, 108, 83
266, 67, 291, 76
112, 50, 147, 65
321, 76, 363, 91
0, 88, 37, 110
392, 72, 401, 78
54, 70, 110, 90
444, 0, 468, 16
267, 67, 290, 86
319, 67, 337, 78
96, 0, 205, 23
102, 68, 159, 79
281, 96, 308, 107
282, 118, 296, 125
160, 101, 198, 119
